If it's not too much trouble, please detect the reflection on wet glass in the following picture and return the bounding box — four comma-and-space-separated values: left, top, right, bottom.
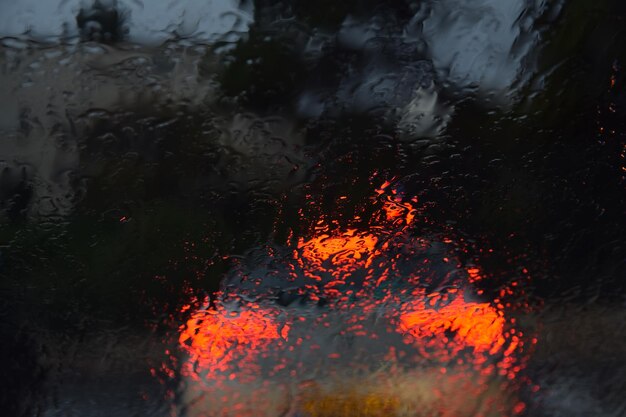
1, 1, 625, 417
174, 184, 533, 416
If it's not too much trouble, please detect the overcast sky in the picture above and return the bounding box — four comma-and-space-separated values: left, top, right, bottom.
0, 0, 254, 44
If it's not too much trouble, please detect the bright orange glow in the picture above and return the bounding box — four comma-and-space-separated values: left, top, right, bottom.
399, 297, 505, 355
296, 229, 379, 286
382, 197, 416, 225
297, 229, 378, 266
175, 180, 532, 412
179, 302, 283, 379
467, 267, 483, 282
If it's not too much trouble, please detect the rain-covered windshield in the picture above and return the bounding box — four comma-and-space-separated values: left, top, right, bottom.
1, 1, 625, 417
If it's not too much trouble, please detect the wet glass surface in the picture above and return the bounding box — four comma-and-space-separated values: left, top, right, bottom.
1, 1, 625, 416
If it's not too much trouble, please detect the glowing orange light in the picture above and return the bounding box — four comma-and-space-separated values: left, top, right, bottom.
298, 229, 378, 264
296, 229, 379, 281
382, 197, 416, 225
175, 180, 531, 409
179, 302, 284, 379
399, 297, 506, 355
